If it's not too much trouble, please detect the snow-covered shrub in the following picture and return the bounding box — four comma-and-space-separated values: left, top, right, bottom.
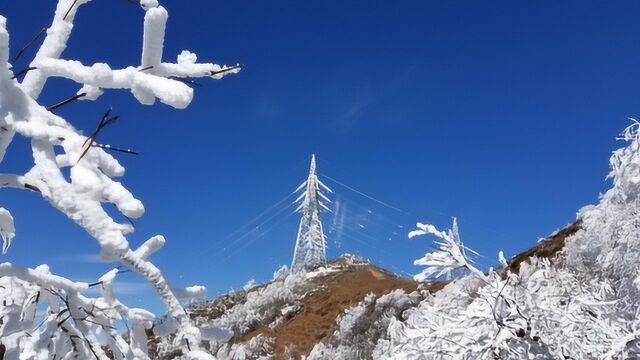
339, 253, 369, 266
0, 1, 239, 358
189, 290, 248, 326
565, 121, 640, 314
190, 272, 307, 355
215, 334, 274, 360
243, 279, 259, 292
378, 257, 637, 359
306, 289, 419, 360
213, 273, 306, 335
282, 345, 297, 360
381, 206, 640, 359
272, 265, 290, 281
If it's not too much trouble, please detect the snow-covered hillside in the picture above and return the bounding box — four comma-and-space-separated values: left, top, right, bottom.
159, 123, 640, 360
176, 256, 423, 360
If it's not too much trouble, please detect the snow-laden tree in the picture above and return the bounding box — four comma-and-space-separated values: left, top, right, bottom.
564, 121, 640, 314
0, 1, 240, 359
381, 195, 640, 359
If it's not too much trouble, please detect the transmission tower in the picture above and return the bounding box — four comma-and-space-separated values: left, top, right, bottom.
291, 154, 332, 272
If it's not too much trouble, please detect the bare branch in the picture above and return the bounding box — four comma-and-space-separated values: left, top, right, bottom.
46, 92, 87, 112
11, 27, 46, 64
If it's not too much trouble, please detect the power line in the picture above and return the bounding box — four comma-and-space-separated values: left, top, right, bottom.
321, 174, 409, 214
196, 191, 296, 265
219, 211, 297, 265
215, 201, 295, 258
320, 172, 502, 269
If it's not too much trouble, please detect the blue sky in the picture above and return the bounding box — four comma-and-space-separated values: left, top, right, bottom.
2, 1, 640, 312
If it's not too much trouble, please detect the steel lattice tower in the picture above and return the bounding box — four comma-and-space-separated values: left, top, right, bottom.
291, 154, 332, 272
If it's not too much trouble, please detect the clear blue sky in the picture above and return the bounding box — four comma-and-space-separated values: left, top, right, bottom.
2, 1, 639, 312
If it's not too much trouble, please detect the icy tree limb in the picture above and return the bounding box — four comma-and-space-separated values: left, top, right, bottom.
35, 58, 241, 109
119, 249, 204, 353
0, 262, 88, 292
141, 6, 168, 69
34, 58, 194, 108
0, 173, 40, 192
20, 0, 91, 99
132, 234, 166, 259
156, 57, 243, 79
0, 0, 239, 357
30, 139, 136, 258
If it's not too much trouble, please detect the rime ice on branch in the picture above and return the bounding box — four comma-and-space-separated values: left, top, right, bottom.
0, 0, 239, 359
291, 154, 333, 272
409, 217, 485, 281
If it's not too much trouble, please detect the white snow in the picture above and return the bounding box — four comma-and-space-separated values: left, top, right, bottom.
304, 265, 341, 279
0, 207, 15, 254
141, 6, 168, 69
77, 83, 103, 100
132, 234, 166, 259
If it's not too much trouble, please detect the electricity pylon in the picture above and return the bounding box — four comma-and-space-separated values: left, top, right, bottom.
291, 154, 332, 272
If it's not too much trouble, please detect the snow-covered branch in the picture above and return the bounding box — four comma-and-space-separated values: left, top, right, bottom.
35, 58, 195, 108
409, 218, 485, 281
0, 262, 161, 360
20, 0, 90, 99
0, 0, 240, 358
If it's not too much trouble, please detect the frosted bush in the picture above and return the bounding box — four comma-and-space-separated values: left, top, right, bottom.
307, 289, 419, 360
215, 334, 274, 360
565, 121, 640, 313
211, 273, 306, 337
188, 272, 307, 356
379, 256, 636, 359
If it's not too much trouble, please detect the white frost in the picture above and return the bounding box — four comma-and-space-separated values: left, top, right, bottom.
0, 207, 15, 254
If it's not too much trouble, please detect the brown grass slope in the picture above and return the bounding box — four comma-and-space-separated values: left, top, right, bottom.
240, 261, 423, 359
506, 221, 579, 274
